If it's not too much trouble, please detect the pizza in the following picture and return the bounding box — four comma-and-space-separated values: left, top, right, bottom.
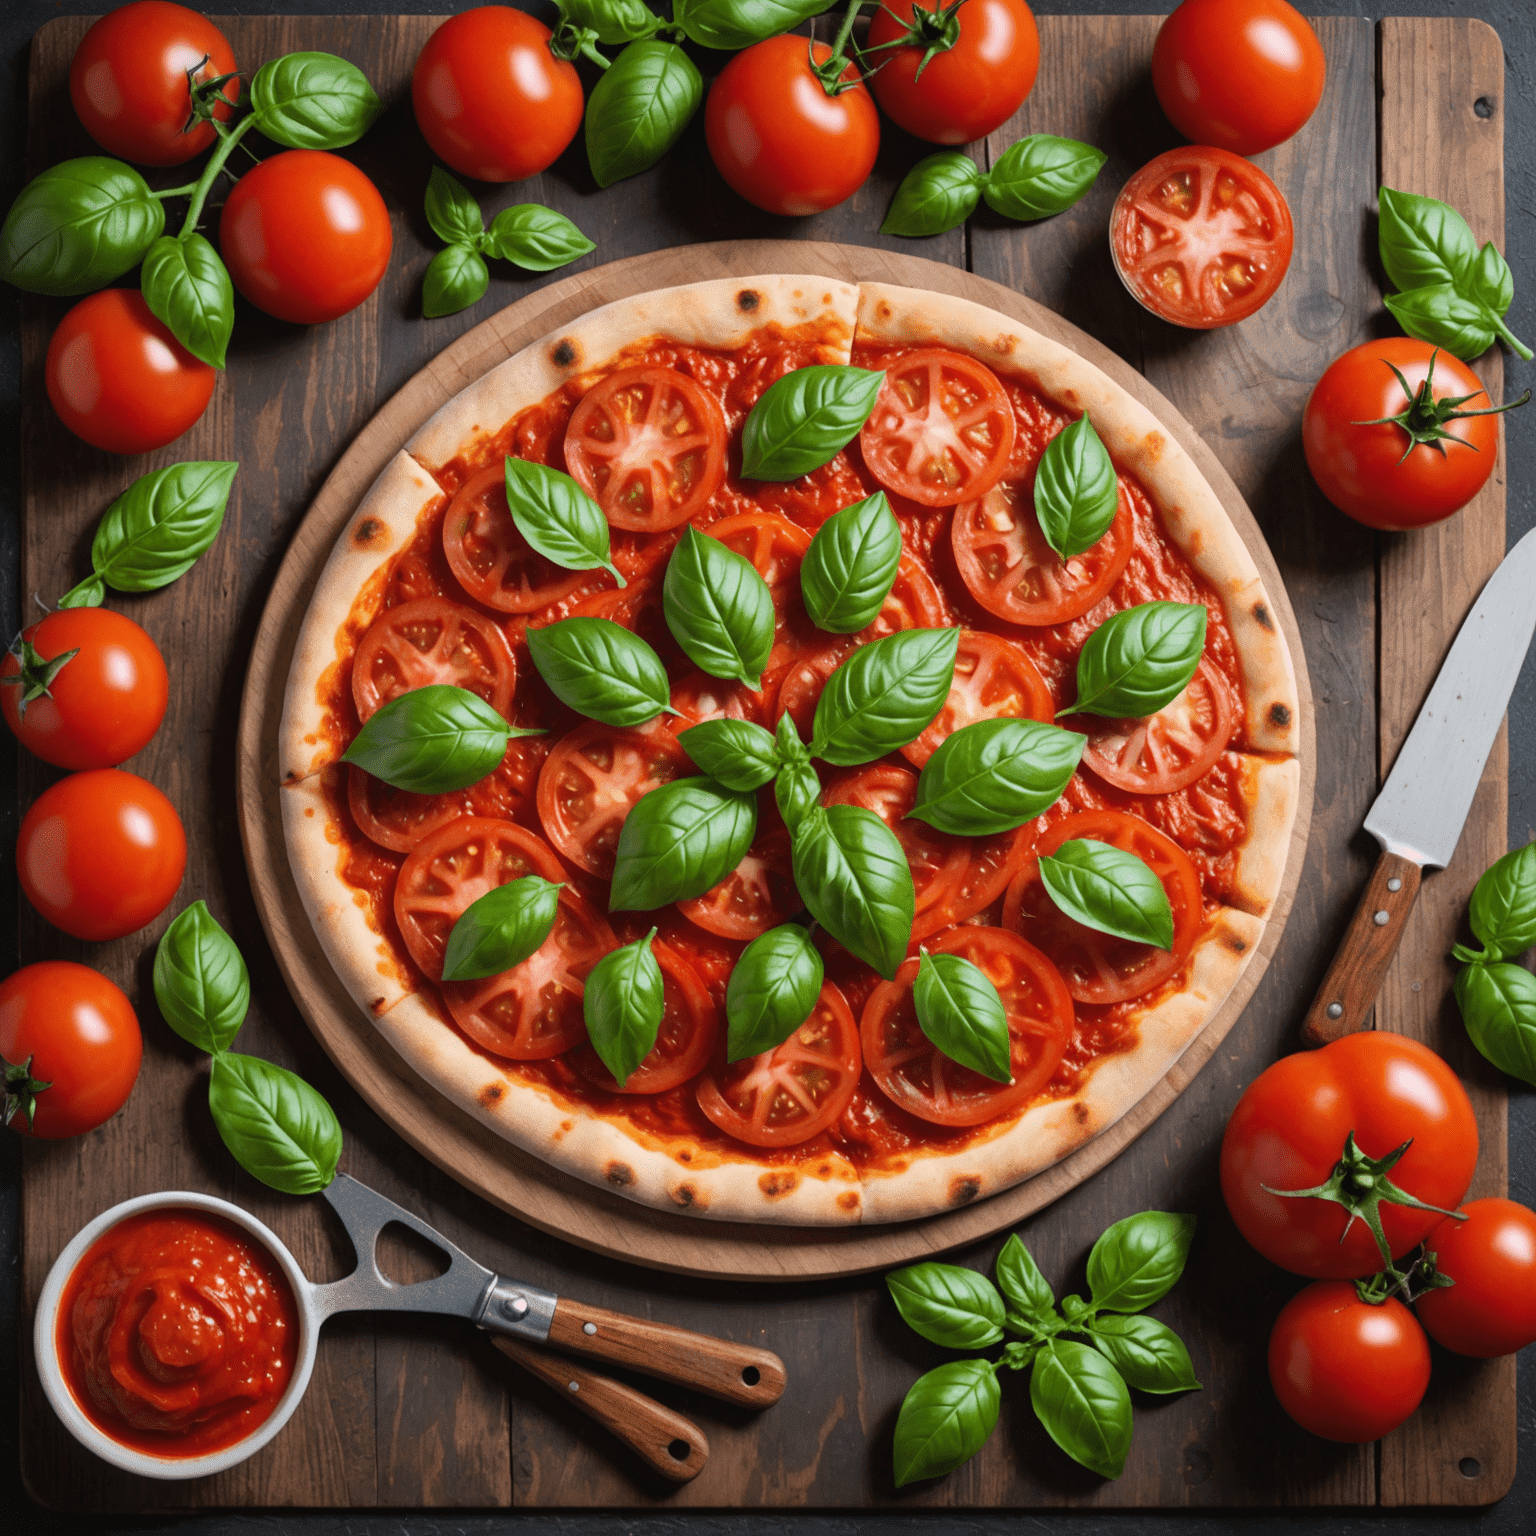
278, 274, 1300, 1226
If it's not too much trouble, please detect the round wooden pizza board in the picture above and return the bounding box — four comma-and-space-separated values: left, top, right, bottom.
236, 241, 1314, 1282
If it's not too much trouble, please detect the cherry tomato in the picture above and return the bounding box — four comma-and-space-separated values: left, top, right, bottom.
1110, 147, 1294, 329
1302, 339, 1516, 531
18, 769, 186, 941
69, 2, 238, 166
412, 7, 583, 183
1079, 657, 1236, 795
902, 629, 1052, 768
220, 150, 392, 325
1152, 0, 1326, 156
705, 36, 879, 217
0, 962, 141, 1138
46, 289, 215, 455
1268, 1282, 1429, 1443
1220, 1031, 1479, 1278
352, 597, 516, 722
1, 608, 168, 769
679, 826, 801, 941
866, 0, 1039, 146
1415, 1199, 1536, 1358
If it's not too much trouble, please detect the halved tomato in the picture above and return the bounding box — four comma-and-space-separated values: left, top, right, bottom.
352, 597, 516, 721
902, 629, 1053, 767
860, 349, 1016, 507
679, 825, 801, 939
861, 926, 1074, 1126
695, 981, 861, 1147
1079, 657, 1235, 795
1003, 809, 1203, 1004
563, 366, 727, 532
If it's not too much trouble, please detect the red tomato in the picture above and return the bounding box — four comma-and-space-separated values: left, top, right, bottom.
679, 826, 801, 941
352, 597, 516, 722
1110, 147, 1294, 329
347, 764, 463, 854
18, 769, 186, 941
668, 670, 771, 732
1152, 0, 1326, 156
46, 289, 215, 455
902, 629, 1052, 768
412, 7, 582, 183
0, 961, 141, 1138
564, 367, 727, 533
220, 150, 392, 325
696, 981, 861, 1146
1220, 1031, 1479, 1278
1268, 1282, 1429, 1443
1302, 339, 1515, 531
867, 0, 1040, 146
1079, 657, 1236, 795
571, 571, 681, 665
861, 927, 1073, 1127
1, 608, 168, 769
1416, 1199, 1536, 1358
704, 37, 879, 217
69, 2, 238, 166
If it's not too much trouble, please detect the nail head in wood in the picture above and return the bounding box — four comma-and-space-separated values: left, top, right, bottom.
583, 1321, 597, 1335
1327, 1002, 1344, 1019
1374, 910, 1390, 925
1387, 877, 1402, 892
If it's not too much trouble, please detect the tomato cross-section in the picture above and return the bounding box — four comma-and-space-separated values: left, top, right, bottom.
352, 597, 517, 722
902, 629, 1053, 767
679, 824, 801, 940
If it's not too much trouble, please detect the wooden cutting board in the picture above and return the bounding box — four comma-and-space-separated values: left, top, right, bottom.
16, 11, 1515, 1512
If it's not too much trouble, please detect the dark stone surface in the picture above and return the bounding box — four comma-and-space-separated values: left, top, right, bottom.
2, 3, 1532, 1531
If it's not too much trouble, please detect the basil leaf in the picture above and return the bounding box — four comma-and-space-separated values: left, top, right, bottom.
341, 683, 519, 793
913, 950, 1010, 1083
726, 923, 824, 1060
1086, 1211, 1196, 1313
1029, 1340, 1132, 1479
1383, 284, 1497, 362
141, 233, 234, 369
425, 166, 484, 246
983, 135, 1107, 222
441, 875, 562, 982
1464, 843, 1536, 961
1063, 601, 1206, 718
775, 757, 822, 835
1454, 962, 1536, 1087
663, 525, 774, 688
583, 927, 665, 1086
674, 0, 828, 50
791, 805, 914, 979
811, 627, 959, 766
888, 1261, 1006, 1349
562, 0, 662, 45
909, 718, 1084, 837
892, 1359, 1000, 1487
249, 51, 384, 149
610, 777, 758, 910
504, 459, 623, 585
774, 709, 812, 768
1088, 1314, 1200, 1394
208, 1052, 342, 1195
996, 1233, 1056, 1325
881, 152, 983, 238
1038, 838, 1174, 950
423, 243, 489, 319
1377, 186, 1477, 294
800, 492, 902, 634
153, 901, 249, 1055
585, 41, 702, 190
1472, 240, 1515, 316
677, 718, 779, 792
1035, 414, 1118, 559
485, 204, 596, 272
526, 617, 672, 728
741, 365, 885, 481
0, 157, 164, 296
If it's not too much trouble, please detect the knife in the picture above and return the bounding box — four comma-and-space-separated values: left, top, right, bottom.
1300, 526, 1536, 1046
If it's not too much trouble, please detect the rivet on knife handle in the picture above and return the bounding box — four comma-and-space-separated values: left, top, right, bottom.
1300, 851, 1423, 1047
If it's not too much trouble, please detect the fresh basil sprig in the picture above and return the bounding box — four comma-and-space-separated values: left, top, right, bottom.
1035, 415, 1119, 559
583, 928, 665, 1087
1454, 963, 1536, 1087
553, 0, 662, 63
677, 718, 780, 792
791, 805, 914, 979
341, 684, 536, 793
1455, 842, 1536, 963
141, 232, 235, 369
741, 365, 885, 481
800, 492, 902, 634
504, 457, 623, 586
154, 900, 250, 1055
58, 461, 239, 609
442, 876, 562, 982
914, 950, 1010, 1083
527, 617, 674, 728
889, 1263, 1005, 1349
776, 757, 822, 834
1061, 602, 1207, 719
1038, 839, 1174, 950
585, 41, 703, 189
812, 628, 959, 765
881, 152, 983, 239
663, 525, 775, 688
610, 777, 758, 910
726, 924, 824, 1061
248, 52, 384, 150
910, 718, 1084, 837
673, 0, 826, 50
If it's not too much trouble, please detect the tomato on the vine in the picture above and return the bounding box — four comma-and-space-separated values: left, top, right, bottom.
70, 1, 238, 166
1415, 1199, 1536, 1358
866, 0, 1040, 146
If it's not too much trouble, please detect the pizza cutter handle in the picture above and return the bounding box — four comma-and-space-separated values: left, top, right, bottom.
491, 1335, 708, 1483
547, 1298, 787, 1409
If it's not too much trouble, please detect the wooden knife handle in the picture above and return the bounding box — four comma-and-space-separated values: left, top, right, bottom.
547, 1298, 787, 1409
492, 1335, 708, 1483
1300, 850, 1423, 1047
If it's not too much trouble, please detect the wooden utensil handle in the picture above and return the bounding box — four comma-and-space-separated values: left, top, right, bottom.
547, 1298, 787, 1408
1300, 850, 1423, 1047
492, 1335, 708, 1483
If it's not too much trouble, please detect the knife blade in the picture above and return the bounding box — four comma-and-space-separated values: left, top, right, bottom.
1301, 526, 1536, 1046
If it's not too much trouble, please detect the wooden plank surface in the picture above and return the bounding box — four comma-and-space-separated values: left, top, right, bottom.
16, 12, 1511, 1513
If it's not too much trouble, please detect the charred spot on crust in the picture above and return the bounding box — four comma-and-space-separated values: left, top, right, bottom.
605, 1161, 635, 1187
1073, 1102, 1090, 1125
678, 1148, 693, 1163
876, 300, 893, 321
993, 334, 1017, 356
671, 1181, 707, 1209
1222, 928, 1249, 954
758, 1171, 798, 1199
352, 515, 386, 549
370, 996, 389, 1017
478, 1082, 505, 1109
282, 768, 303, 785
1143, 430, 1165, 463
1269, 701, 1292, 729
736, 288, 761, 312
837, 1190, 861, 1213
949, 1176, 982, 1207
1252, 601, 1275, 632
815, 1161, 832, 1177
550, 339, 577, 369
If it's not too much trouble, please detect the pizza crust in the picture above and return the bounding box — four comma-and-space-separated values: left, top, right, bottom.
1230, 754, 1302, 918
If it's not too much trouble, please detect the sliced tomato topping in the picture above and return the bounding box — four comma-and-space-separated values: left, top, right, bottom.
566, 568, 681, 664
695, 981, 861, 1147
860, 348, 1016, 507
861, 926, 1074, 1127
1003, 808, 1203, 1005
902, 629, 1053, 768
668, 669, 774, 734
352, 596, 516, 722
1080, 658, 1236, 796
563, 365, 727, 532
535, 721, 688, 878
704, 510, 811, 598
679, 825, 801, 939
952, 475, 1134, 626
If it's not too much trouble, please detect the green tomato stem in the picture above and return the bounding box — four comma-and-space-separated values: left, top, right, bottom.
1492, 312, 1534, 361
152, 181, 202, 200
179, 113, 259, 237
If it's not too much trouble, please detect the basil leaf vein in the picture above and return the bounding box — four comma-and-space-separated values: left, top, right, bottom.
584, 928, 665, 1087
914, 950, 1011, 1083
505, 458, 623, 585
910, 717, 1084, 836
341, 683, 523, 792
442, 875, 562, 981
800, 491, 902, 634
1063, 601, 1206, 718
726, 924, 823, 1060
812, 627, 959, 765
893, 1359, 1001, 1487
1035, 414, 1119, 559
663, 524, 774, 687
741, 365, 884, 481
677, 717, 779, 792
888, 1261, 1006, 1349
610, 776, 757, 910
526, 616, 672, 727
791, 804, 914, 979
1038, 838, 1174, 950
585, 41, 702, 190
153, 901, 250, 1054
208, 1052, 343, 1195
882, 152, 983, 239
